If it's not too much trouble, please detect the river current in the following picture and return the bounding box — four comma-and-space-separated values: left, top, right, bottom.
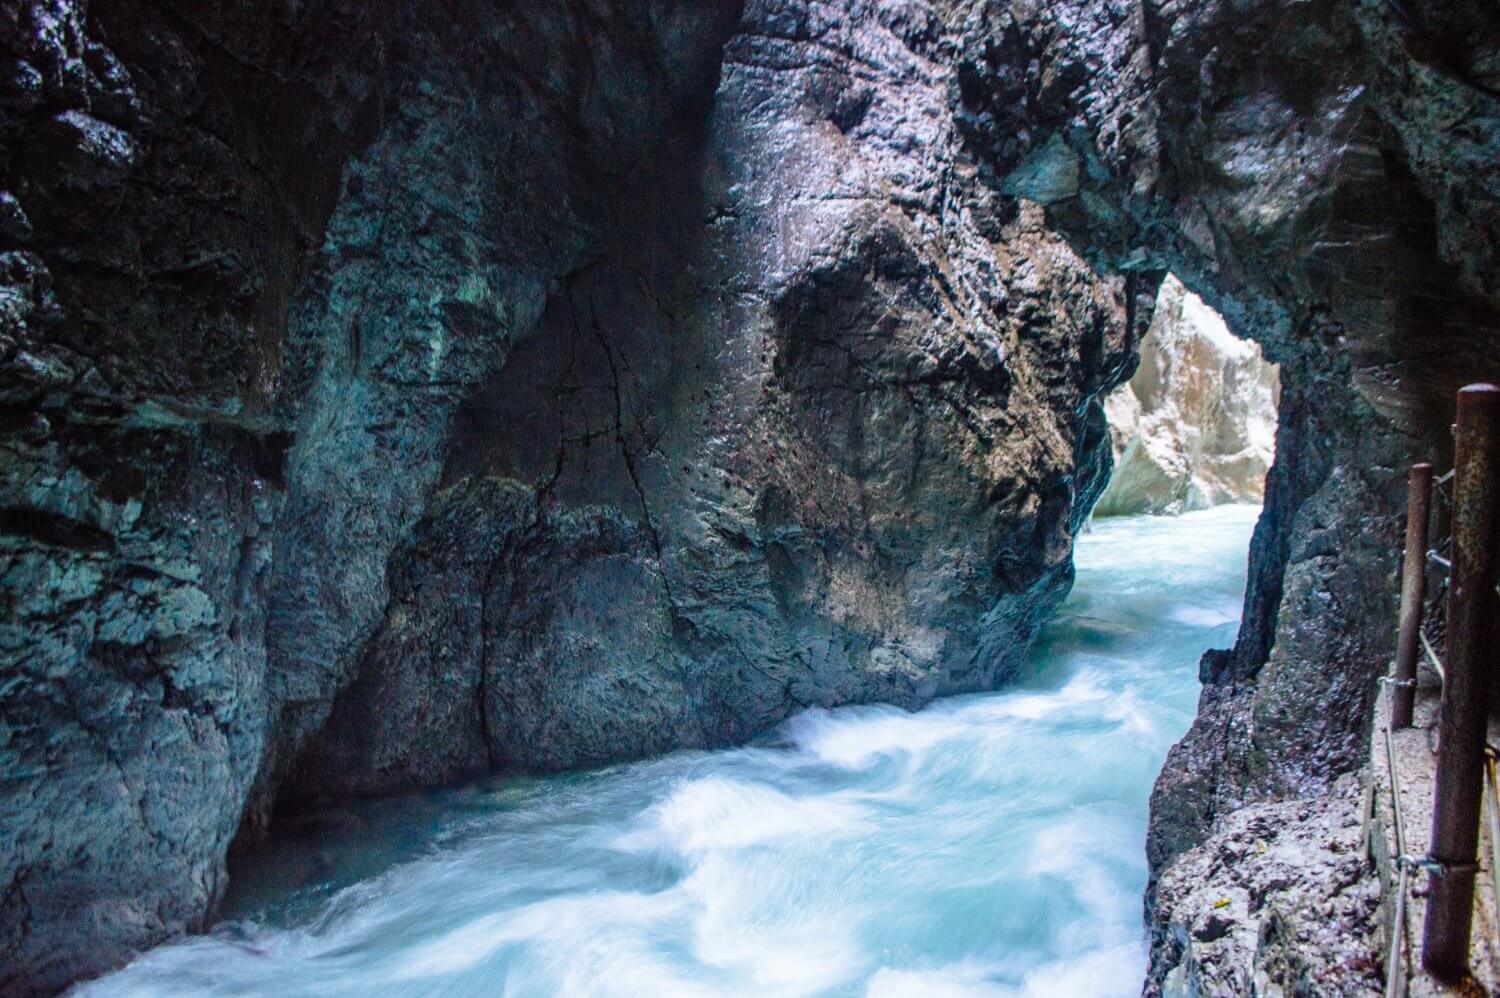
81, 506, 1258, 998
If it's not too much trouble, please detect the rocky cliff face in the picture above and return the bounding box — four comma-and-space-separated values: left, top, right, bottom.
288, 3, 1141, 797
0, 1, 387, 989
0, 1, 1141, 990
1096, 274, 1278, 517
3, 0, 1497, 993
0, 1, 742, 990
952, 0, 1498, 990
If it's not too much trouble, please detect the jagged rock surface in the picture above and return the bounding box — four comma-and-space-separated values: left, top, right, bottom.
1096, 275, 1278, 517
1148, 775, 1382, 997
0, 1, 741, 991
0, 1, 388, 990
0, 1, 1140, 990
291, 0, 1139, 805
3, 0, 1498, 993
949, 0, 1498, 989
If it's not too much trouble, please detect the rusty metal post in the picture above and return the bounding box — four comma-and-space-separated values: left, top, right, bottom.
1421, 384, 1500, 983
1391, 463, 1433, 728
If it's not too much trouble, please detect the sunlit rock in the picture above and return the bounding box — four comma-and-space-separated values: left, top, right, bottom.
1095, 276, 1279, 517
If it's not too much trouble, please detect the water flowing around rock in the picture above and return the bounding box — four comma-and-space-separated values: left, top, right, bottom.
80, 508, 1257, 997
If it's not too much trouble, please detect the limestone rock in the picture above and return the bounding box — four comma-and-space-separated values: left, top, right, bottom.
0, 2, 740, 991
2, 0, 1499, 992
0, 2, 1139, 989
955, 0, 1498, 987
291, 0, 1141, 801
1095, 275, 1279, 517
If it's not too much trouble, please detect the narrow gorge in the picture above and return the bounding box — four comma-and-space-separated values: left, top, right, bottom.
2, 0, 1498, 995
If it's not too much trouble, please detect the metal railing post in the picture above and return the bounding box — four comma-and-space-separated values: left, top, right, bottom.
1421, 384, 1500, 983
1392, 463, 1433, 728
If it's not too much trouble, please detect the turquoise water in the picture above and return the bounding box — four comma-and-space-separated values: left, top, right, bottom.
81, 507, 1258, 998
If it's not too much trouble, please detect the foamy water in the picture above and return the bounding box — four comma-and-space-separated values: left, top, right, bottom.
79, 507, 1259, 998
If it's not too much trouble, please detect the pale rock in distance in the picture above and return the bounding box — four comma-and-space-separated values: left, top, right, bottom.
1095, 275, 1279, 517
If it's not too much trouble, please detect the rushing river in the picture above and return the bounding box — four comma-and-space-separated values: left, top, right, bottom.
81, 506, 1259, 998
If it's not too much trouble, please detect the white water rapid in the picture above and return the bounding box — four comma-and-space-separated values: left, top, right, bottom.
81, 506, 1259, 998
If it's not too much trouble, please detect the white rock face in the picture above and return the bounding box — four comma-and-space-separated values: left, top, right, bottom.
1095, 275, 1279, 517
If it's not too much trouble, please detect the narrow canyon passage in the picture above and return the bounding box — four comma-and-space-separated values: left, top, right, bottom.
79, 507, 1258, 997
8, 0, 1497, 992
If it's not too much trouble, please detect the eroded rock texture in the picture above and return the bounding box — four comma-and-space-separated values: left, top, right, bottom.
1149, 774, 1382, 996
0, 1, 388, 990
291, 3, 1141, 799
3, 0, 1498, 992
0, 1, 743, 990
1, 1, 1140, 990
1096, 274, 1278, 517
950, 0, 1498, 989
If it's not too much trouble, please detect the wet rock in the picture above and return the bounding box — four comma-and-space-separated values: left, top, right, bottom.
0, 60, 45, 114
935, 0, 1498, 986
0, 0, 396, 991
951, 0, 1498, 988
0, 191, 30, 242
2, 2, 1138, 984
1004, 134, 1082, 205
292, 0, 1140, 800
30, 110, 138, 189
1149, 776, 1382, 997
243, 0, 744, 840
1, 0, 1497, 992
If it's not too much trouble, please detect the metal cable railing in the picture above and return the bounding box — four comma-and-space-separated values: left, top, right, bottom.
1419, 628, 1445, 685
1487, 748, 1500, 950
1383, 723, 1413, 998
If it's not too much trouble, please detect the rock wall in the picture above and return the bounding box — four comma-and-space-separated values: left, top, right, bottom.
288, 2, 1142, 801
1095, 274, 1278, 517
0, 1, 743, 991
3, 0, 1498, 993
946, 0, 1498, 990
0, 1, 388, 990
0, 1, 1142, 990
